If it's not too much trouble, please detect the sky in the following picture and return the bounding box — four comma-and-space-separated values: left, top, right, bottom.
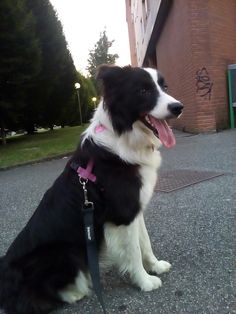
49, 0, 131, 74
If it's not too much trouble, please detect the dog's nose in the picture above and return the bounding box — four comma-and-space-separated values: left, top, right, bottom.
168, 102, 184, 116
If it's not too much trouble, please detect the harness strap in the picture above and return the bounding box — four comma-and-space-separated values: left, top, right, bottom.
70, 160, 97, 183
78, 159, 97, 182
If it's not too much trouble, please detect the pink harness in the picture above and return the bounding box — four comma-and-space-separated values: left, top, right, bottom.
76, 124, 107, 183
77, 160, 96, 182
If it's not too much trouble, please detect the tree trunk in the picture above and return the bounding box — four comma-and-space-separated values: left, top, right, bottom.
0, 118, 6, 145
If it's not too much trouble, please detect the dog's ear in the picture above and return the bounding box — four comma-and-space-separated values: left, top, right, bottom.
96, 65, 123, 83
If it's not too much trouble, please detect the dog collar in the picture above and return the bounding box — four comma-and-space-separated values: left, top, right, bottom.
95, 124, 107, 133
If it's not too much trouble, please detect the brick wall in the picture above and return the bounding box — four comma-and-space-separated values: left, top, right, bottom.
155, 0, 236, 133
208, 0, 236, 130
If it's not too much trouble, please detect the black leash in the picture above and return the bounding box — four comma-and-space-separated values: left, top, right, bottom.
80, 178, 107, 314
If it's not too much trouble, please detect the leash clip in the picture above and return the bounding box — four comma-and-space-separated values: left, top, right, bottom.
79, 177, 94, 208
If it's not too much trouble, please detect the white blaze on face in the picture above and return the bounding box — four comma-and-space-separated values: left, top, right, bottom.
142, 68, 181, 148
143, 68, 179, 119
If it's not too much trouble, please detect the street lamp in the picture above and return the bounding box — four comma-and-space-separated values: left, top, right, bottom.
92, 97, 97, 108
74, 82, 82, 126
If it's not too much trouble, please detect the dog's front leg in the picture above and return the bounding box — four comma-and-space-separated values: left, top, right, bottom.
104, 218, 162, 291
138, 213, 171, 275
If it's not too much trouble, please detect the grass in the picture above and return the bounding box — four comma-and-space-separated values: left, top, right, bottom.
0, 125, 87, 169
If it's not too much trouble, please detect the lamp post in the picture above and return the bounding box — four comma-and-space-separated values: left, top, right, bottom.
92, 97, 97, 109
74, 82, 82, 125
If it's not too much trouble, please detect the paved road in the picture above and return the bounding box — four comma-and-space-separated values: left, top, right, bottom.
0, 130, 235, 314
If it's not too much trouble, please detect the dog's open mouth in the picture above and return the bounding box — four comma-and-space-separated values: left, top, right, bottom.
141, 115, 176, 148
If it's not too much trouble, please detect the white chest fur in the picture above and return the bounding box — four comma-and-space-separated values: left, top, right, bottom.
139, 151, 161, 210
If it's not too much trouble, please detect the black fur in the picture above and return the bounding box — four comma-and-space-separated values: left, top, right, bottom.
98, 65, 159, 134
0, 138, 142, 314
0, 65, 161, 314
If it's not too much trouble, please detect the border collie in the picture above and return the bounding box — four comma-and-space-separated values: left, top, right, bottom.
0, 65, 183, 314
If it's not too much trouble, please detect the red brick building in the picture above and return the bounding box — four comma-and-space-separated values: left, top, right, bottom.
125, 0, 236, 133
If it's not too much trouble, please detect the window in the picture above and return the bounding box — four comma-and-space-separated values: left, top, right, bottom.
142, 0, 149, 31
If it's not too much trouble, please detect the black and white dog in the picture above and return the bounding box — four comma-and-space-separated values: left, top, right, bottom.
0, 65, 183, 314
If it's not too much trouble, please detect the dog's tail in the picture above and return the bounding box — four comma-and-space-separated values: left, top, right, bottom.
0, 257, 60, 314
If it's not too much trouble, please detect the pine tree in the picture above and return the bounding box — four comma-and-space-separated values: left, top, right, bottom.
0, 0, 41, 144
87, 30, 119, 80
26, 0, 77, 132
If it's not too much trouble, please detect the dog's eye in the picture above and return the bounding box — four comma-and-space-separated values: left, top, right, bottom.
140, 89, 150, 95
163, 85, 168, 92
140, 89, 147, 95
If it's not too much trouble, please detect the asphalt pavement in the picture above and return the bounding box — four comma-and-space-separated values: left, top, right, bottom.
0, 129, 235, 314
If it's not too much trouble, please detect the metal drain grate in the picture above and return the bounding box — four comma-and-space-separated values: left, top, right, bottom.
155, 169, 224, 193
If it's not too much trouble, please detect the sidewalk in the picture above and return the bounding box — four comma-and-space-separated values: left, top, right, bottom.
0, 129, 235, 314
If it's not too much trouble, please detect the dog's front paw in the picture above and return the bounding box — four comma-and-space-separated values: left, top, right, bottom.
59, 286, 89, 304
139, 274, 162, 291
150, 260, 172, 275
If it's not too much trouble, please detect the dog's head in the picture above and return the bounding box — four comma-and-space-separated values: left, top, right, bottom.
97, 65, 183, 148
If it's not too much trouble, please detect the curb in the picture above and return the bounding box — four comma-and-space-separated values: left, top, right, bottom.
0, 151, 74, 172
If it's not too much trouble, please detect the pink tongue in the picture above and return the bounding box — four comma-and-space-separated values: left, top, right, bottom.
148, 116, 176, 148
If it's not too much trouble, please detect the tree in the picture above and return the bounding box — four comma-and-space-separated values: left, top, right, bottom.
78, 74, 97, 123
87, 30, 119, 81
25, 0, 77, 132
67, 73, 97, 126
0, 0, 41, 144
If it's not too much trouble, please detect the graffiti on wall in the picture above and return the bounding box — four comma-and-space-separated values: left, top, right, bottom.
195, 67, 213, 100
